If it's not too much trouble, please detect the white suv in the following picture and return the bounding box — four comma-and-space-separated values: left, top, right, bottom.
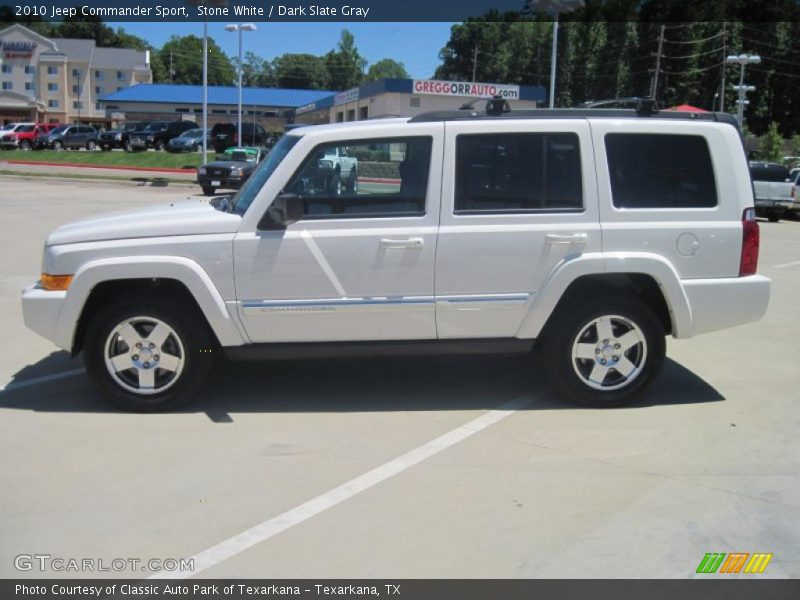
22, 105, 770, 411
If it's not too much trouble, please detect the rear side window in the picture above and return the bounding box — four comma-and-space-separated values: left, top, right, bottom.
455, 132, 583, 214
605, 133, 717, 208
749, 164, 790, 182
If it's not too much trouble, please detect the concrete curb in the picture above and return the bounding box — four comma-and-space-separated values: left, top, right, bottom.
7, 160, 195, 174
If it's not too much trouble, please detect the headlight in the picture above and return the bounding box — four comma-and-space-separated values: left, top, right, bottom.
230, 167, 243, 176
114, 133, 122, 140
146, 135, 154, 141
198, 167, 207, 175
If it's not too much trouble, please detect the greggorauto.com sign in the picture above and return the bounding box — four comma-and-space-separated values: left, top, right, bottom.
412, 79, 520, 99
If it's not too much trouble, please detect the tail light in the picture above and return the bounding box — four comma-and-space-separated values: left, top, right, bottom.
739, 208, 760, 276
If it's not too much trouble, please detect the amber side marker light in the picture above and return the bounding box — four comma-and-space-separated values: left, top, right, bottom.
41, 274, 73, 291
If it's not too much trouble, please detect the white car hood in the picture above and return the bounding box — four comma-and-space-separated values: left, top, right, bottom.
46, 199, 242, 246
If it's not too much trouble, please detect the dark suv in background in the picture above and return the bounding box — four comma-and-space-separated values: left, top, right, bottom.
98, 122, 148, 152
129, 120, 196, 151
210, 122, 270, 153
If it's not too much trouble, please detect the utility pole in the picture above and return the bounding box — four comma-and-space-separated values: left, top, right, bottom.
549, 13, 559, 108
649, 24, 665, 100
719, 22, 727, 112
169, 51, 174, 84
471, 45, 478, 82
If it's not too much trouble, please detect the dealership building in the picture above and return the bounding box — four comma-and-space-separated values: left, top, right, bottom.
96, 78, 546, 129
0, 24, 152, 126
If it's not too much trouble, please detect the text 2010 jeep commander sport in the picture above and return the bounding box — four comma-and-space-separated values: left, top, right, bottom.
22, 104, 771, 411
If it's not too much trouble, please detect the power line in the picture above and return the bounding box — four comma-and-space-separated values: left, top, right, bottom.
660, 46, 726, 60
662, 31, 725, 45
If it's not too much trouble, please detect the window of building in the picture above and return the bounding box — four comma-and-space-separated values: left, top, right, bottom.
48, 99, 59, 108
211, 109, 227, 114
94, 70, 104, 80
336, 111, 344, 123
95, 102, 103, 111
117, 86, 123, 92
72, 84, 80, 94
72, 68, 80, 78
174, 108, 190, 113
604, 133, 717, 209
1, 64, 11, 74
25, 82, 33, 91
73, 101, 84, 109
285, 136, 433, 219
116, 70, 125, 80
409, 97, 421, 108
455, 132, 583, 214
359, 106, 368, 120
95, 86, 104, 95
2, 81, 12, 91
47, 82, 58, 92
25, 66, 35, 75
47, 66, 58, 75
346, 109, 356, 121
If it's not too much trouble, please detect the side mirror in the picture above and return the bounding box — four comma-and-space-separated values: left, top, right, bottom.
259, 193, 304, 230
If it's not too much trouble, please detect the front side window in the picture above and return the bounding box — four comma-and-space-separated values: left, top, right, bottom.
605, 133, 717, 209
455, 132, 583, 214
233, 134, 301, 215
284, 136, 433, 219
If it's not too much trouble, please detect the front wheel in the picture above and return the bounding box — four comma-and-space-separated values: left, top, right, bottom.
52, 140, 63, 151
83, 297, 216, 411
86, 140, 96, 151
154, 140, 165, 151
19, 140, 31, 151
541, 296, 665, 408
201, 186, 216, 196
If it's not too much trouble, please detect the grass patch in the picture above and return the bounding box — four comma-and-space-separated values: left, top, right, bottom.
0, 149, 204, 170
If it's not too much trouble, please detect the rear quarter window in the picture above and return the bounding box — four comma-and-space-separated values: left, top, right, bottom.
605, 133, 718, 209
749, 164, 790, 182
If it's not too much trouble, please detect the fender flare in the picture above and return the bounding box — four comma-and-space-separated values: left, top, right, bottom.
515, 252, 693, 339
54, 255, 246, 351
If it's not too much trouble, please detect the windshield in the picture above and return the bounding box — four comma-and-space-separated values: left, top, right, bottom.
0, 124, 14, 131
232, 135, 300, 216
19, 125, 36, 132
183, 129, 203, 138
49, 125, 69, 135
145, 122, 167, 131
750, 164, 790, 182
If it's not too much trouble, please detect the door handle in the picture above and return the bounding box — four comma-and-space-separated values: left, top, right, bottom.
545, 233, 588, 245
379, 237, 424, 249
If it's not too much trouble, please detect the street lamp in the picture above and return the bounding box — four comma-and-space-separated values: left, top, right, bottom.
726, 53, 760, 130
186, 0, 229, 164
225, 23, 257, 148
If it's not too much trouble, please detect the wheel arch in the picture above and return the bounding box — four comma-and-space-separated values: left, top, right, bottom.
58, 256, 247, 354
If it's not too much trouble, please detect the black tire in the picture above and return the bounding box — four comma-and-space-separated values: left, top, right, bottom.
52, 140, 63, 151
346, 167, 358, 194
541, 295, 666, 408
83, 295, 216, 411
123, 141, 132, 153
155, 140, 165, 151
767, 213, 781, 222
202, 186, 216, 196
100, 144, 110, 151
19, 140, 31, 151
86, 140, 96, 151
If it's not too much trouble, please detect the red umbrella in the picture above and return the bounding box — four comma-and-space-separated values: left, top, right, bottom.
669, 103, 710, 113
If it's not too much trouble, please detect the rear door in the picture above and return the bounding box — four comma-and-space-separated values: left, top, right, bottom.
436, 119, 600, 338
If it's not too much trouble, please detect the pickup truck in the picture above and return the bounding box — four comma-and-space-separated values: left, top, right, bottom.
749, 161, 796, 222
0, 123, 58, 150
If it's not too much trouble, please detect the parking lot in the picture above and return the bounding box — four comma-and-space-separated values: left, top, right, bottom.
1, 175, 798, 579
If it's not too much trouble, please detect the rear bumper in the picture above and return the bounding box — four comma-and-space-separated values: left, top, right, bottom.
680, 274, 770, 338
21, 284, 68, 350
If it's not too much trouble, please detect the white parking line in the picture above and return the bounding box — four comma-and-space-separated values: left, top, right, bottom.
150, 389, 543, 579
774, 260, 800, 269
0, 367, 86, 392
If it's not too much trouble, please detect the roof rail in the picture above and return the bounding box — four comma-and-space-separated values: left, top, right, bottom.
408, 108, 738, 125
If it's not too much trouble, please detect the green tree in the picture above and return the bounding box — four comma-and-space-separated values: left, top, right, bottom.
233, 51, 276, 88
273, 54, 330, 90
758, 122, 784, 162
155, 35, 235, 86
365, 59, 410, 81
325, 29, 367, 90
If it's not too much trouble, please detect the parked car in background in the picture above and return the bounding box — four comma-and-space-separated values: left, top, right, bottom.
0, 123, 58, 150
749, 161, 795, 222
33, 124, 99, 151
0, 122, 35, 143
210, 122, 270, 153
98, 122, 147, 152
196, 146, 267, 195
167, 128, 209, 153
129, 121, 197, 151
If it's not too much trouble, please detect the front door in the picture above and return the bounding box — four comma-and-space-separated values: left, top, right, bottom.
234, 126, 444, 343
435, 119, 601, 339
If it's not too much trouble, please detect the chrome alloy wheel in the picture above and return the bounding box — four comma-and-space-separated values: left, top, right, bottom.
104, 317, 185, 395
570, 314, 647, 391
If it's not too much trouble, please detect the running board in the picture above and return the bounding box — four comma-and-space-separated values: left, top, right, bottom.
224, 338, 535, 361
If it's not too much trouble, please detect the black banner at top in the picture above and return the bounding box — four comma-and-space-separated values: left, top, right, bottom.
1, 0, 799, 23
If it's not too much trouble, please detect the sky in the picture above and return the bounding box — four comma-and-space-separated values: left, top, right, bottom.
106, 22, 456, 80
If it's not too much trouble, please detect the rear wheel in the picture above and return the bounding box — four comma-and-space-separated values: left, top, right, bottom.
19, 140, 31, 151
52, 140, 63, 151
83, 296, 216, 411
541, 295, 666, 408
155, 140, 165, 151
86, 140, 96, 151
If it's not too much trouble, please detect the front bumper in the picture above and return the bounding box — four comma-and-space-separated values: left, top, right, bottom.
21, 284, 68, 350
681, 274, 771, 338
197, 174, 246, 189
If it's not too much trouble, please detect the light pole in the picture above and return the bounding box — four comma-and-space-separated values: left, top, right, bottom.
225, 23, 257, 148
726, 53, 760, 130
186, 0, 229, 164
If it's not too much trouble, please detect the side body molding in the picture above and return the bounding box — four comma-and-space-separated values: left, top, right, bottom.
515, 252, 693, 340
54, 255, 246, 351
